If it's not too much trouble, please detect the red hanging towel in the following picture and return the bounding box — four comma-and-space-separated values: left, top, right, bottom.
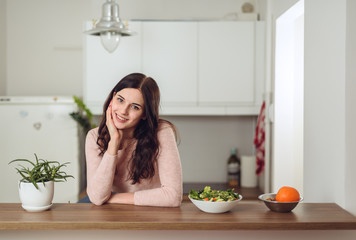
254, 101, 266, 175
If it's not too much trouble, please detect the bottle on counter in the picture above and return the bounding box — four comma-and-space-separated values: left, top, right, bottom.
227, 147, 241, 188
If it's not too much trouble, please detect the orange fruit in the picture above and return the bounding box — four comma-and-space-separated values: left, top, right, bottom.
275, 186, 300, 202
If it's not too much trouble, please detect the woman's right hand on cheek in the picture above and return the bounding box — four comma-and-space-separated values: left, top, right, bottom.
106, 104, 121, 154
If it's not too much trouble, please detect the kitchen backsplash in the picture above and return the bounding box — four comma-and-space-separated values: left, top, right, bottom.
166, 116, 256, 183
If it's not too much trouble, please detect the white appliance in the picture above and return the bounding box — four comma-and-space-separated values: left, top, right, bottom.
0, 96, 80, 203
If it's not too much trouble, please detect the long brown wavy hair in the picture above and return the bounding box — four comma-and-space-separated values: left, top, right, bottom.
96, 73, 177, 184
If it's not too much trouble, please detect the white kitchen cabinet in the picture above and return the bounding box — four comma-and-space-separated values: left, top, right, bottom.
198, 22, 254, 105
141, 21, 198, 111
84, 20, 265, 116
198, 21, 264, 115
83, 21, 142, 114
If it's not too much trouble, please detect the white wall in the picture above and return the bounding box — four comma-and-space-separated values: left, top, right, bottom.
0, 0, 6, 95
91, 0, 259, 21
5, 0, 92, 96
304, 0, 346, 204
345, 0, 356, 216
304, 0, 356, 215
257, 0, 299, 21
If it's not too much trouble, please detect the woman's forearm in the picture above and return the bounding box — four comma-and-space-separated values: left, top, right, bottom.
134, 185, 182, 207
86, 152, 118, 205
107, 192, 134, 204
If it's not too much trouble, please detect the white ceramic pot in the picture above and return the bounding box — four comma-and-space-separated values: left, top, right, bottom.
18, 180, 54, 212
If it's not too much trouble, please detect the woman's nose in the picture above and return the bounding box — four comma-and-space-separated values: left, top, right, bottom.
120, 104, 129, 115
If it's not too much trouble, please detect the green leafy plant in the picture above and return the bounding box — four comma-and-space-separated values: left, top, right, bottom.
69, 96, 96, 134
9, 154, 74, 189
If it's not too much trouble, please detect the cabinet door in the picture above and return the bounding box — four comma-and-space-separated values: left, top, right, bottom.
198, 22, 255, 105
142, 21, 198, 109
84, 21, 142, 114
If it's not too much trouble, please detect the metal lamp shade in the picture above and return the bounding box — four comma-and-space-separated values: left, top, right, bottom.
84, 0, 135, 52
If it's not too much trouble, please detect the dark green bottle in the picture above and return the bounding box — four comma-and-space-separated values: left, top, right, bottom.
227, 148, 240, 188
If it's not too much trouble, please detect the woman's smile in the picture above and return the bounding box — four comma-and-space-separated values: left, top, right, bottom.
115, 113, 128, 122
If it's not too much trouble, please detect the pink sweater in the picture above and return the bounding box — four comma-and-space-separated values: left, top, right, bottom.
85, 122, 183, 207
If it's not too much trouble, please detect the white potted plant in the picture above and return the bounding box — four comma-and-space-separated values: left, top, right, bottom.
9, 154, 73, 212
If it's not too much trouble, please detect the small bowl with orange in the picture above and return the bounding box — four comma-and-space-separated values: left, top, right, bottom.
258, 186, 303, 213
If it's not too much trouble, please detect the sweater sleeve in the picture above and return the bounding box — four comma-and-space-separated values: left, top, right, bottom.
85, 128, 117, 205
134, 124, 183, 207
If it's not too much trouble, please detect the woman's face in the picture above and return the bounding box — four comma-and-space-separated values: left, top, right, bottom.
111, 88, 145, 134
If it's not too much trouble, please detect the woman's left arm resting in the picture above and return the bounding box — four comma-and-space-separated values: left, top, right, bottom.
107, 192, 134, 204
134, 124, 183, 207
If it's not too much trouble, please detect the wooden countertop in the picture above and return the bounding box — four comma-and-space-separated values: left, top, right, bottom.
1, 202, 356, 231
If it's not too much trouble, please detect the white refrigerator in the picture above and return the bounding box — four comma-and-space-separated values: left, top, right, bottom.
0, 96, 80, 203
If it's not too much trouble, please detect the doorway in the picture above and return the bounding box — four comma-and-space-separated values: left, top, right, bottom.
272, 0, 304, 194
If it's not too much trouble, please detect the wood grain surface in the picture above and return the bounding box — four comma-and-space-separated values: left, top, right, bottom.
0, 202, 356, 230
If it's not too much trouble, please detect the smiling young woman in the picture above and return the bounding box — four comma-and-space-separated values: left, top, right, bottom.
82, 73, 182, 207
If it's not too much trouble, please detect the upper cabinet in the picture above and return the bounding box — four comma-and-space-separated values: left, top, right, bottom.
198, 21, 265, 115
142, 21, 198, 107
198, 22, 255, 104
84, 20, 265, 116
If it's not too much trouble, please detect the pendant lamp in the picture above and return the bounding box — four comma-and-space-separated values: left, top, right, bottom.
84, 0, 135, 53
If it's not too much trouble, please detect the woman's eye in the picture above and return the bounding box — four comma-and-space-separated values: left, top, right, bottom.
131, 105, 140, 110
118, 98, 123, 103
